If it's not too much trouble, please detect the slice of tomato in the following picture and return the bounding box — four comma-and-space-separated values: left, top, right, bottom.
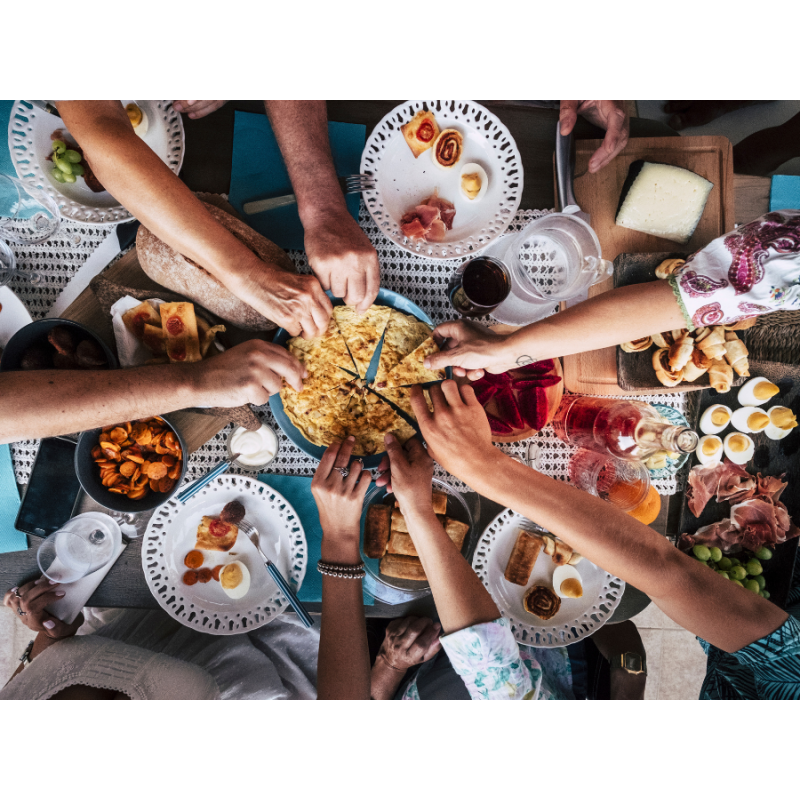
209, 519, 230, 538
166, 316, 185, 336
417, 121, 435, 142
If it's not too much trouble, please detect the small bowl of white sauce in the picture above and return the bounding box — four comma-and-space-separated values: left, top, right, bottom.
226, 423, 280, 471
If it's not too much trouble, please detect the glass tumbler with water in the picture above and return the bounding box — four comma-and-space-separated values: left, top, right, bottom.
37, 512, 120, 584
0, 174, 61, 244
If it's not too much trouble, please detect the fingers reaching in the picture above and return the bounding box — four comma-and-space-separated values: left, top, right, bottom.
334, 436, 356, 470
559, 100, 581, 136
589, 106, 629, 173
409, 385, 433, 423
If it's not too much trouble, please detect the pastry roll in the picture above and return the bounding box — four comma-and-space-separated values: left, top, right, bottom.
655, 258, 686, 279
444, 518, 469, 551
552, 539, 573, 566
160, 301, 201, 363
387, 531, 418, 558
379, 553, 427, 581
695, 326, 727, 360
724, 331, 750, 377
122, 300, 161, 339
364, 505, 392, 559
708, 359, 733, 393
652, 347, 683, 387
682, 348, 711, 382
395, 491, 448, 515
523, 585, 561, 620
504, 530, 544, 586
432, 128, 463, 169
668, 332, 695, 371
390, 508, 408, 533
621, 337, 652, 353
401, 110, 440, 158
652, 331, 676, 349
724, 317, 758, 331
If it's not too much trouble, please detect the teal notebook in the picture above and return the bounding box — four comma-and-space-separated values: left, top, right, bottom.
769, 175, 800, 212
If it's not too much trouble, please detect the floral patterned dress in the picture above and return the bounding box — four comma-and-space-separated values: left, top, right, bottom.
669, 210, 800, 330
400, 617, 574, 700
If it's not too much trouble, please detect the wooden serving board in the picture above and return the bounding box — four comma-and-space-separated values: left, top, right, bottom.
561, 135, 735, 396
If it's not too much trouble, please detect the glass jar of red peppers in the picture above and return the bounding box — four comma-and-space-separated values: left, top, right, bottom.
470, 359, 562, 436
552, 396, 698, 461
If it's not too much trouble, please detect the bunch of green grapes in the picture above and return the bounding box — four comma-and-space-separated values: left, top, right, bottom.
690, 544, 772, 598
50, 140, 85, 184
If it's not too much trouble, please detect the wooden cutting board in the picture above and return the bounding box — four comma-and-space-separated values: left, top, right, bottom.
561, 135, 735, 395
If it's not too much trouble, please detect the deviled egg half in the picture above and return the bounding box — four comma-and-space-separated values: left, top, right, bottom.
219, 561, 250, 599
695, 434, 724, 466
730, 406, 771, 434
699, 404, 732, 435
458, 163, 488, 202
723, 432, 755, 465
552, 565, 583, 599
737, 377, 780, 407
765, 406, 798, 441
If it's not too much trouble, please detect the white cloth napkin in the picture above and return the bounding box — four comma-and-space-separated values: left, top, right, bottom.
110, 295, 165, 368
45, 537, 128, 625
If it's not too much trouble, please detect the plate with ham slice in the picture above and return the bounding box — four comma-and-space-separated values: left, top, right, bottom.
361, 100, 523, 259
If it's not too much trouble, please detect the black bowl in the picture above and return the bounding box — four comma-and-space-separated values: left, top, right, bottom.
75, 417, 188, 513
0, 318, 118, 372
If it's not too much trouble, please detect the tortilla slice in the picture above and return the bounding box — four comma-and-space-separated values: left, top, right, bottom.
344, 393, 415, 455
287, 316, 357, 376
333, 305, 391, 377
374, 310, 432, 386
282, 380, 357, 448
378, 387, 433, 421
376, 336, 445, 389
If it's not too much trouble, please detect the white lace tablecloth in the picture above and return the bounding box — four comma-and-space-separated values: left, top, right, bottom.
6, 205, 693, 495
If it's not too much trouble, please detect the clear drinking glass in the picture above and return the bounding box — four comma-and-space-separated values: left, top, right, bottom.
568, 449, 651, 512
36, 512, 120, 584
0, 174, 61, 244
0, 238, 42, 287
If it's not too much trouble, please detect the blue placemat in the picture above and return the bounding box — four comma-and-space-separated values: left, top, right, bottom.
770, 175, 800, 212
257, 473, 373, 605
0, 444, 25, 554
1, 100, 16, 177
229, 111, 365, 251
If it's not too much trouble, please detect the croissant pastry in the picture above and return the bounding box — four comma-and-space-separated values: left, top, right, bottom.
724, 317, 758, 331
668, 332, 695, 371
652, 347, 683, 387
682, 348, 712, 382
523, 585, 561, 620
621, 336, 653, 353
708, 358, 734, 393
724, 331, 750, 377
655, 258, 686, 279
695, 326, 727, 360
652, 331, 676, 349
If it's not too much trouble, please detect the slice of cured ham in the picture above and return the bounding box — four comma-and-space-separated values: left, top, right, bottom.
399, 189, 457, 242
686, 459, 756, 517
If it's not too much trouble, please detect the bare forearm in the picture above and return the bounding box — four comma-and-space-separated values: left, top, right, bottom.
0, 365, 200, 443
506, 280, 684, 362
404, 508, 498, 634
458, 453, 786, 652
264, 100, 345, 224
317, 534, 370, 699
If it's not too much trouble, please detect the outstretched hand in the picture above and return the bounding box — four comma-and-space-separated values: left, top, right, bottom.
559, 100, 629, 174
4, 579, 83, 639
374, 434, 434, 514
378, 616, 442, 671
424, 320, 516, 381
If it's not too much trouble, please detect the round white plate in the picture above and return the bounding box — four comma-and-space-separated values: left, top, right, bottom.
472, 508, 625, 648
360, 100, 523, 260
8, 100, 185, 225
0, 285, 32, 348
142, 474, 307, 635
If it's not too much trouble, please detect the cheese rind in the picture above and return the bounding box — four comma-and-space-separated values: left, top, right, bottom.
615, 161, 713, 244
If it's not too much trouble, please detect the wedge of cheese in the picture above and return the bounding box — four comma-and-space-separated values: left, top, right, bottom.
615, 161, 713, 244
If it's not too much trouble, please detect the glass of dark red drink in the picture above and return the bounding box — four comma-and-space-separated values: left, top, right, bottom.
447, 256, 511, 317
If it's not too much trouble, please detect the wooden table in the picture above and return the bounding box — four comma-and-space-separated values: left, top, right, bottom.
0, 102, 770, 618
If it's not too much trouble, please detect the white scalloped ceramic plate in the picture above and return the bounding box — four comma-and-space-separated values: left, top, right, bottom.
472, 508, 624, 647
0, 286, 32, 348
142, 474, 307, 635
360, 100, 523, 260
8, 100, 185, 225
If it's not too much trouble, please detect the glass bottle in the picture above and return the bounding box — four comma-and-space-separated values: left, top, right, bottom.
552, 396, 698, 462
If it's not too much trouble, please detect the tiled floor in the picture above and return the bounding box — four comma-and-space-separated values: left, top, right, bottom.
631, 603, 708, 700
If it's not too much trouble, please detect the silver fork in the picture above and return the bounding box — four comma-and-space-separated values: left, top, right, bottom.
240, 520, 314, 628
242, 174, 376, 216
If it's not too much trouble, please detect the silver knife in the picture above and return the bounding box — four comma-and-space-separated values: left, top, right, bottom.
243, 193, 299, 215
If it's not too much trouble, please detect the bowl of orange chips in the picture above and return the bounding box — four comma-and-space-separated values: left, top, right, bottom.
75, 416, 187, 512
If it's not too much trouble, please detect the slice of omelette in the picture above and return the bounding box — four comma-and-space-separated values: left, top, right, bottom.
333, 305, 392, 378
344, 392, 416, 455
377, 386, 433, 421
375, 336, 445, 389
373, 310, 432, 386
287, 316, 357, 377
283, 380, 358, 448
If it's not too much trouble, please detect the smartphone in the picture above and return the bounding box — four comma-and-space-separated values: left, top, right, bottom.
15, 436, 82, 538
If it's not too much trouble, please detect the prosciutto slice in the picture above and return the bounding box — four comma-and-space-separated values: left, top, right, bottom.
755, 473, 787, 504
680, 519, 742, 553
399, 189, 457, 242
686, 460, 756, 517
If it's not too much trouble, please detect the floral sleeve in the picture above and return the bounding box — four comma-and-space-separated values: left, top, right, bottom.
669, 210, 800, 331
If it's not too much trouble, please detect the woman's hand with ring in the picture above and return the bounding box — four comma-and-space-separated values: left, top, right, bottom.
3, 578, 83, 639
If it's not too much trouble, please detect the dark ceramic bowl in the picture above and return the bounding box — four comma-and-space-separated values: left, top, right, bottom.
75, 417, 188, 513
0, 318, 118, 372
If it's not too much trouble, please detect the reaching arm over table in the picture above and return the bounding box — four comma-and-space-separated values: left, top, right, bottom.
264, 101, 380, 313
56, 100, 331, 338
0, 341, 305, 444
407, 381, 789, 654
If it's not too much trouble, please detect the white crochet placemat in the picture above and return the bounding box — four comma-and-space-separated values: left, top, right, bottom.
7, 206, 693, 495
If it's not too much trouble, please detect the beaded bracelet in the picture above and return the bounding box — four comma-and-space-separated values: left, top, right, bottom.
317, 560, 366, 579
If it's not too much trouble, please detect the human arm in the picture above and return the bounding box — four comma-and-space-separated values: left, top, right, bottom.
264, 101, 380, 312
559, 100, 630, 173
0, 340, 305, 444
411, 381, 789, 653
425, 280, 684, 379
312, 437, 373, 699
172, 100, 227, 119
56, 101, 330, 338
379, 435, 499, 634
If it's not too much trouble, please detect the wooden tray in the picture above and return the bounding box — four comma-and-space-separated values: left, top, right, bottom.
561, 135, 735, 395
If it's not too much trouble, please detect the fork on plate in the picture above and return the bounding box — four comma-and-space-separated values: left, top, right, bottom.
242, 174, 376, 216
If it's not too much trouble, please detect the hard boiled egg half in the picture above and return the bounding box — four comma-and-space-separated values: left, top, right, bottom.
459, 163, 488, 202
723, 432, 754, 465
731, 406, 771, 434
699, 404, 731, 435
696, 434, 723, 466
765, 406, 798, 441
219, 561, 250, 599
552, 565, 583, 599
737, 377, 780, 407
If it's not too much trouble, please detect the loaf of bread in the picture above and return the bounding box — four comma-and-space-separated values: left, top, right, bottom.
364, 504, 392, 559
136, 202, 296, 331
